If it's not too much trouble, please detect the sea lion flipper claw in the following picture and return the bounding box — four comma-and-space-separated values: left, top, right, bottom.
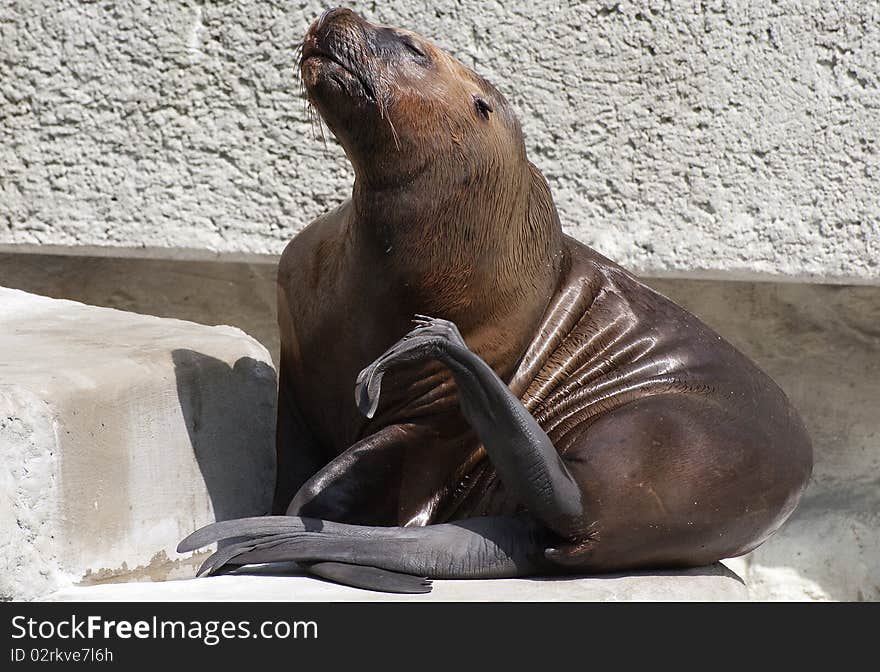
355, 360, 385, 418
355, 318, 463, 418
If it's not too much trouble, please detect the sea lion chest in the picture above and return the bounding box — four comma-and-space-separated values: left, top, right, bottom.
279, 206, 546, 524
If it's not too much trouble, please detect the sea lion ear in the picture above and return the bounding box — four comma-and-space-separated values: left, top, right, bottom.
527, 161, 561, 229
473, 94, 493, 119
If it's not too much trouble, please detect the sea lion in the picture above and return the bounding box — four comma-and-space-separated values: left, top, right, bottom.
179, 8, 813, 593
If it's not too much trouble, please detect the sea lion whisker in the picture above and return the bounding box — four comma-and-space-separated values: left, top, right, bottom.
386, 114, 401, 151
316, 111, 328, 149
300, 86, 327, 147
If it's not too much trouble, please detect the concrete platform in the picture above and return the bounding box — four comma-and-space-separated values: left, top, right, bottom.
5, 274, 872, 602
47, 562, 748, 602
0, 287, 277, 600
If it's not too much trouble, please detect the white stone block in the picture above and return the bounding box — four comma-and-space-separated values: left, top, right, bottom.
0, 287, 276, 600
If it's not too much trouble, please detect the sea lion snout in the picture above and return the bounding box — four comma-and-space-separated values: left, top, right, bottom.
304, 6, 364, 56
301, 8, 374, 98
301, 8, 431, 96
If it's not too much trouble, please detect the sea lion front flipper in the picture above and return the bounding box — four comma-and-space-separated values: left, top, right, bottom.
304, 562, 432, 594
353, 315, 465, 419
356, 315, 588, 542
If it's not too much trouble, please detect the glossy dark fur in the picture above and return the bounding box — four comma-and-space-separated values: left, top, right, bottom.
180, 8, 812, 592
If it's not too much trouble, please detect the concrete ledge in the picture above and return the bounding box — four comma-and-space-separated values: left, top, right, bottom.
0, 287, 277, 600
2, 253, 877, 601
46, 563, 748, 602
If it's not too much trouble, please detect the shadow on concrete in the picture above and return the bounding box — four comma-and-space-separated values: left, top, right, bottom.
172, 349, 277, 522
526, 561, 746, 586
227, 561, 744, 584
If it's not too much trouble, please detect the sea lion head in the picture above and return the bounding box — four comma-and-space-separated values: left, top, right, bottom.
300, 8, 528, 192
299, 8, 563, 320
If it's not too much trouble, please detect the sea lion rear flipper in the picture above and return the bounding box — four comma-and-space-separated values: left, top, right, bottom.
304, 562, 432, 594
177, 516, 310, 554
182, 515, 551, 593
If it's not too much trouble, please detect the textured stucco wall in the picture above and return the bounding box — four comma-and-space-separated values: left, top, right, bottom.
1, 1, 878, 279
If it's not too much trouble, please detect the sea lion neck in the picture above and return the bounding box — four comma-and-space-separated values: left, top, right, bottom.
347, 161, 566, 327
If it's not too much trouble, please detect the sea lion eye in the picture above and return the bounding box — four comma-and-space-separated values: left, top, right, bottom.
473, 95, 493, 120
402, 38, 427, 61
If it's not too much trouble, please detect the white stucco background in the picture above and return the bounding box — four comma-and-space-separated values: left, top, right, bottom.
1, 0, 878, 280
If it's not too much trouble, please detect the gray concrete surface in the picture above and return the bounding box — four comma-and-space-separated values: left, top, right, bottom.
1, 1, 877, 280
0, 287, 277, 600
47, 562, 748, 602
